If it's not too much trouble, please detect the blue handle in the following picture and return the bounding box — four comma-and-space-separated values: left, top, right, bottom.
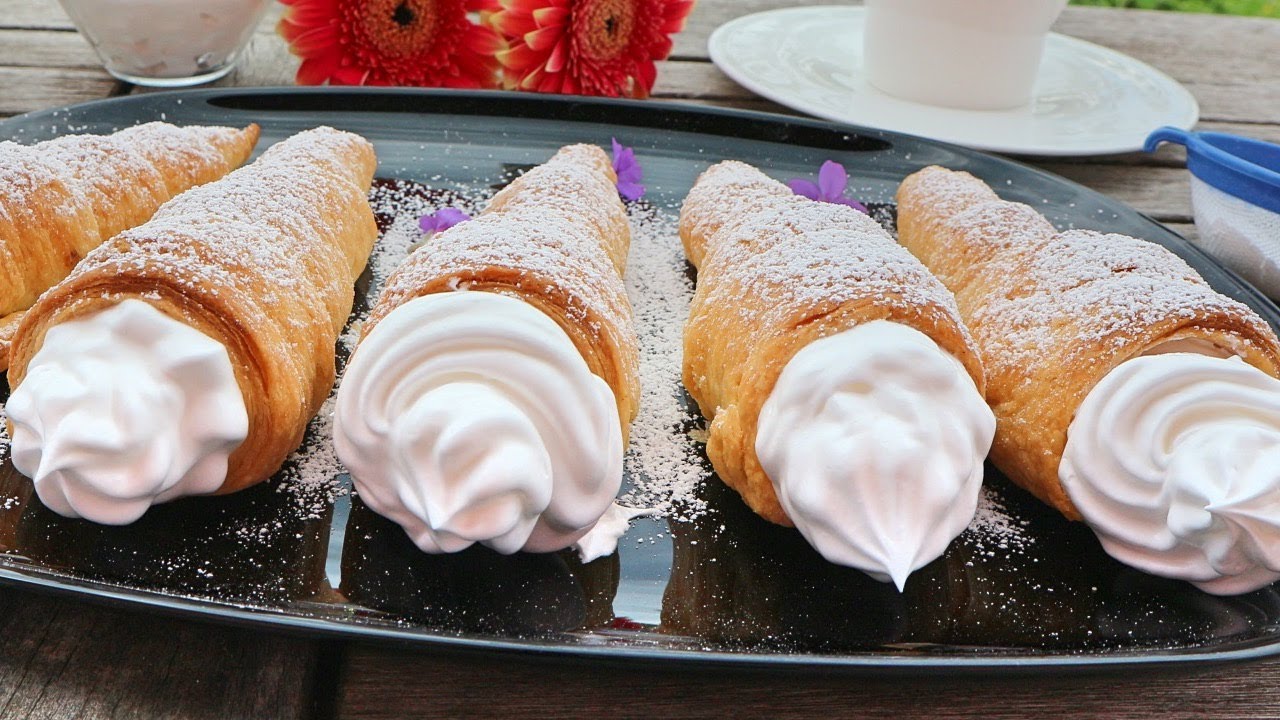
1146, 125, 1280, 215
1143, 126, 1192, 154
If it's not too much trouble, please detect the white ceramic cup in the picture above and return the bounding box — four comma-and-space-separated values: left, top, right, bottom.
863, 0, 1068, 110
57, 0, 270, 87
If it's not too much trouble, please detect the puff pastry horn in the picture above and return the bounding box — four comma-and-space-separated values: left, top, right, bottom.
895, 165, 1280, 519
8, 126, 377, 497
0, 122, 259, 370
679, 161, 988, 526
363, 143, 639, 426
334, 143, 639, 557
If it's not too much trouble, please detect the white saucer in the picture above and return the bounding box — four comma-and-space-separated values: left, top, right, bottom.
708, 6, 1199, 156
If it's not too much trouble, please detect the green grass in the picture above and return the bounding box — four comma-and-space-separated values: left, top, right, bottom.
1069, 0, 1280, 16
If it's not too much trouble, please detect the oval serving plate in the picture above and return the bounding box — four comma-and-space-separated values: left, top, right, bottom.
2, 88, 1280, 673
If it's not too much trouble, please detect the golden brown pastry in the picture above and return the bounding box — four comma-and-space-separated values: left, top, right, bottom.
679, 160, 995, 587
0, 122, 259, 370
333, 144, 640, 557
6, 127, 376, 524
361, 143, 638, 427
897, 165, 1280, 517
897, 166, 1280, 595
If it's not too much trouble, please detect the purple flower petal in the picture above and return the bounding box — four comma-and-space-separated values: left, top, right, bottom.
817, 160, 848, 202
434, 207, 471, 230
419, 207, 471, 234
835, 197, 870, 214
787, 178, 821, 200
789, 160, 868, 212
617, 179, 645, 202
610, 137, 645, 201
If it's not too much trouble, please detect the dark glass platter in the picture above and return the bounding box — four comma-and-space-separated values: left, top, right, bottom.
3, 88, 1280, 673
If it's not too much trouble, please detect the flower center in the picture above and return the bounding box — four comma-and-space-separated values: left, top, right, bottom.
354, 0, 442, 58
576, 0, 635, 62
393, 1, 415, 26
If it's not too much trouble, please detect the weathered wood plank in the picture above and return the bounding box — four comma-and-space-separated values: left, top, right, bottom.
209, 31, 296, 88
673, 0, 846, 58
1187, 80, 1280, 124
334, 645, 1280, 720
0, 588, 324, 720
1052, 6, 1280, 86
0, 29, 102, 69
0, 0, 74, 30
0, 67, 115, 118
1038, 163, 1193, 222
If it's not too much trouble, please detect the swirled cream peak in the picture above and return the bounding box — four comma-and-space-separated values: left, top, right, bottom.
7, 299, 248, 524
333, 292, 624, 556
755, 320, 995, 590
1062, 351, 1280, 595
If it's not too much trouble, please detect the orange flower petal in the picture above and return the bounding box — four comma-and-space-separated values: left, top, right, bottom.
332, 65, 370, 85
465, 26, 507, 54
531, 5, 568, 27
501, 0, 550, 13
545, 37, 569, 73
635, 58, 657, 94
497, 42, 546, 71
295, 51, 342, 84
283, 0, 340, 28
489, 10, 538, 37
283, 25, 340, 56
663, 0, 695, 32
650, 35, 673, 60
520, 66, 546, 90
524, 25, 562, 52
537, 69, 564, 93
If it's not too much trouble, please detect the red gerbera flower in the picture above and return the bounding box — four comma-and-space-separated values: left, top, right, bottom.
278, 0, 506, 88
489, 0, 694, 98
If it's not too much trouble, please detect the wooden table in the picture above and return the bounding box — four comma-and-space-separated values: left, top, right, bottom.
3, 1, 1280, 717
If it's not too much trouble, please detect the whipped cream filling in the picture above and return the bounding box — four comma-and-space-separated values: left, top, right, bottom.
7, 299, 248, 524
1062, 348, 1280, 595
334, 292, 625, 556
575, 503, 653, 564
755, 320, 996, 590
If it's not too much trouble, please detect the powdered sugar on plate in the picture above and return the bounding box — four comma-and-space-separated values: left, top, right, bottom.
966, 483, 1034, 558
619, 201, 709, 521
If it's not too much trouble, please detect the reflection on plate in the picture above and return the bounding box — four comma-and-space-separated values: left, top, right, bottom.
707, 6, 1199, 156
663, 463, 1280, 654
0, 88, 1277, 672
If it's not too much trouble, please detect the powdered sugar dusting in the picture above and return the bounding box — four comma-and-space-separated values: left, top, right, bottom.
0, 401, 8, 464
1, 122, 254, 315
967, 484, 1034, 557
273, 396, 341, 520
686, 161, 970, 344
620, 202, 708, 520
972, 228, 1267, 369
905, 167, 1277, 373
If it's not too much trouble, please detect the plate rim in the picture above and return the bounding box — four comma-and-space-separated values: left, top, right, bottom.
0, 86, 1276, 674
707, 5, 1201, 157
